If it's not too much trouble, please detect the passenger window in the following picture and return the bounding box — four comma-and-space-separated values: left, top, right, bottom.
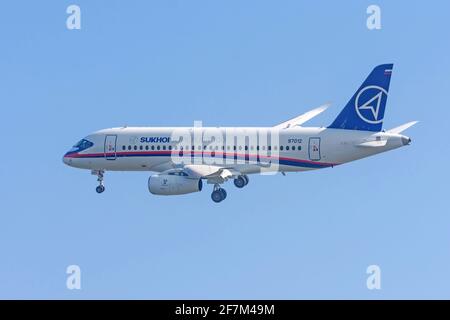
286, 146, 289, 151
280, 146, 284, 151
157, 145, 160, 150
292, 146, 295, 151
162, 146, 166, 150
134, 145, 137, 150
122, 146, 126, 151
140, 145, 143, 150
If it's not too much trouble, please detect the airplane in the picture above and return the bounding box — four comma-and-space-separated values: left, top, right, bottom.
63, 64, 417, 202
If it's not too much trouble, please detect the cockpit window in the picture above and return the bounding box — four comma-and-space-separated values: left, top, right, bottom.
73, 139, 94, 151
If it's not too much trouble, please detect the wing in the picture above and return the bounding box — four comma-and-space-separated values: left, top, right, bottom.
164, 164, 241, 184
273, 103, 330, 129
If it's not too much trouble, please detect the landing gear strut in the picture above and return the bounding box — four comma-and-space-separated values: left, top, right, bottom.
92, 170, 105, 193
211, 184, 227, 203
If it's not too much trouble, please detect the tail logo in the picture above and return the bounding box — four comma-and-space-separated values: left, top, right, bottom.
355, 85, 388, 124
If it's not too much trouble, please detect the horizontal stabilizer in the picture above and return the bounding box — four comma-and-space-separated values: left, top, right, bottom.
387, 121, 418, 134
274, 103, 330, 129
356, 140, 388, 148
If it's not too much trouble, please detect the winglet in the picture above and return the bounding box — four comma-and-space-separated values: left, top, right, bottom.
386, 121, 418, 134
274, 103, 330, 129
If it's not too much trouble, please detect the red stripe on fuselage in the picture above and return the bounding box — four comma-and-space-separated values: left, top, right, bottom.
64, 150, 338, 167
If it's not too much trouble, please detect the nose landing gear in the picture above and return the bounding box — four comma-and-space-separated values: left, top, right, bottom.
92, 170, 105, 193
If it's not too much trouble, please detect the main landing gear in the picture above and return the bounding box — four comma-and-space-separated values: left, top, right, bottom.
211, 184, 227, 203
233, 175, 249, 188
211, 175, 249, 203
92, 170, 105, 194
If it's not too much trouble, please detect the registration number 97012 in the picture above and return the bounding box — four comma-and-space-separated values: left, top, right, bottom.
287, 138, 303, 144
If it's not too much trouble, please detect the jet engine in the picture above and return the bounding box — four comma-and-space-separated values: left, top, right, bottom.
148, 173, 203, 195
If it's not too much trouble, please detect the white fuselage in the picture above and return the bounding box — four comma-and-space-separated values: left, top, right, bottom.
62, 64, 414, 201
63, 126, 409, 174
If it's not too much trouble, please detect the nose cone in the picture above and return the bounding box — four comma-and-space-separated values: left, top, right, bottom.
62, 153, 72, 166
401, 136, 412, 145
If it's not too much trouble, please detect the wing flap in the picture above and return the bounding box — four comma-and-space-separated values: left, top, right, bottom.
183, 164, 237, 179
183, 165, 221, 178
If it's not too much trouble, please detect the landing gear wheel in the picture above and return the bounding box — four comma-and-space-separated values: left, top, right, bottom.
211, 184, 227, 203
92, 170, 105, 194
242, 175, 249, 185
220, 188, 227, 200
211, 189, 224, 203
234, 176, 246, 188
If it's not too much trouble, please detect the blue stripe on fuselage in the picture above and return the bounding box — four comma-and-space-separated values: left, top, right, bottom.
66, 152, 334, 169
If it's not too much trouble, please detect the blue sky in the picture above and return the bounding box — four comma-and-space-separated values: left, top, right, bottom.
0, 1, 449, 299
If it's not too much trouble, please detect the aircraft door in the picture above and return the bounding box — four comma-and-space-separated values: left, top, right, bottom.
104, 135, 117, 160
308, 137, 321, 161
245, 136, 249, 163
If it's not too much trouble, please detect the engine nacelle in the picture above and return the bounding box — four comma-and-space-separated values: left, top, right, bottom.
148, 173, 203, 195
